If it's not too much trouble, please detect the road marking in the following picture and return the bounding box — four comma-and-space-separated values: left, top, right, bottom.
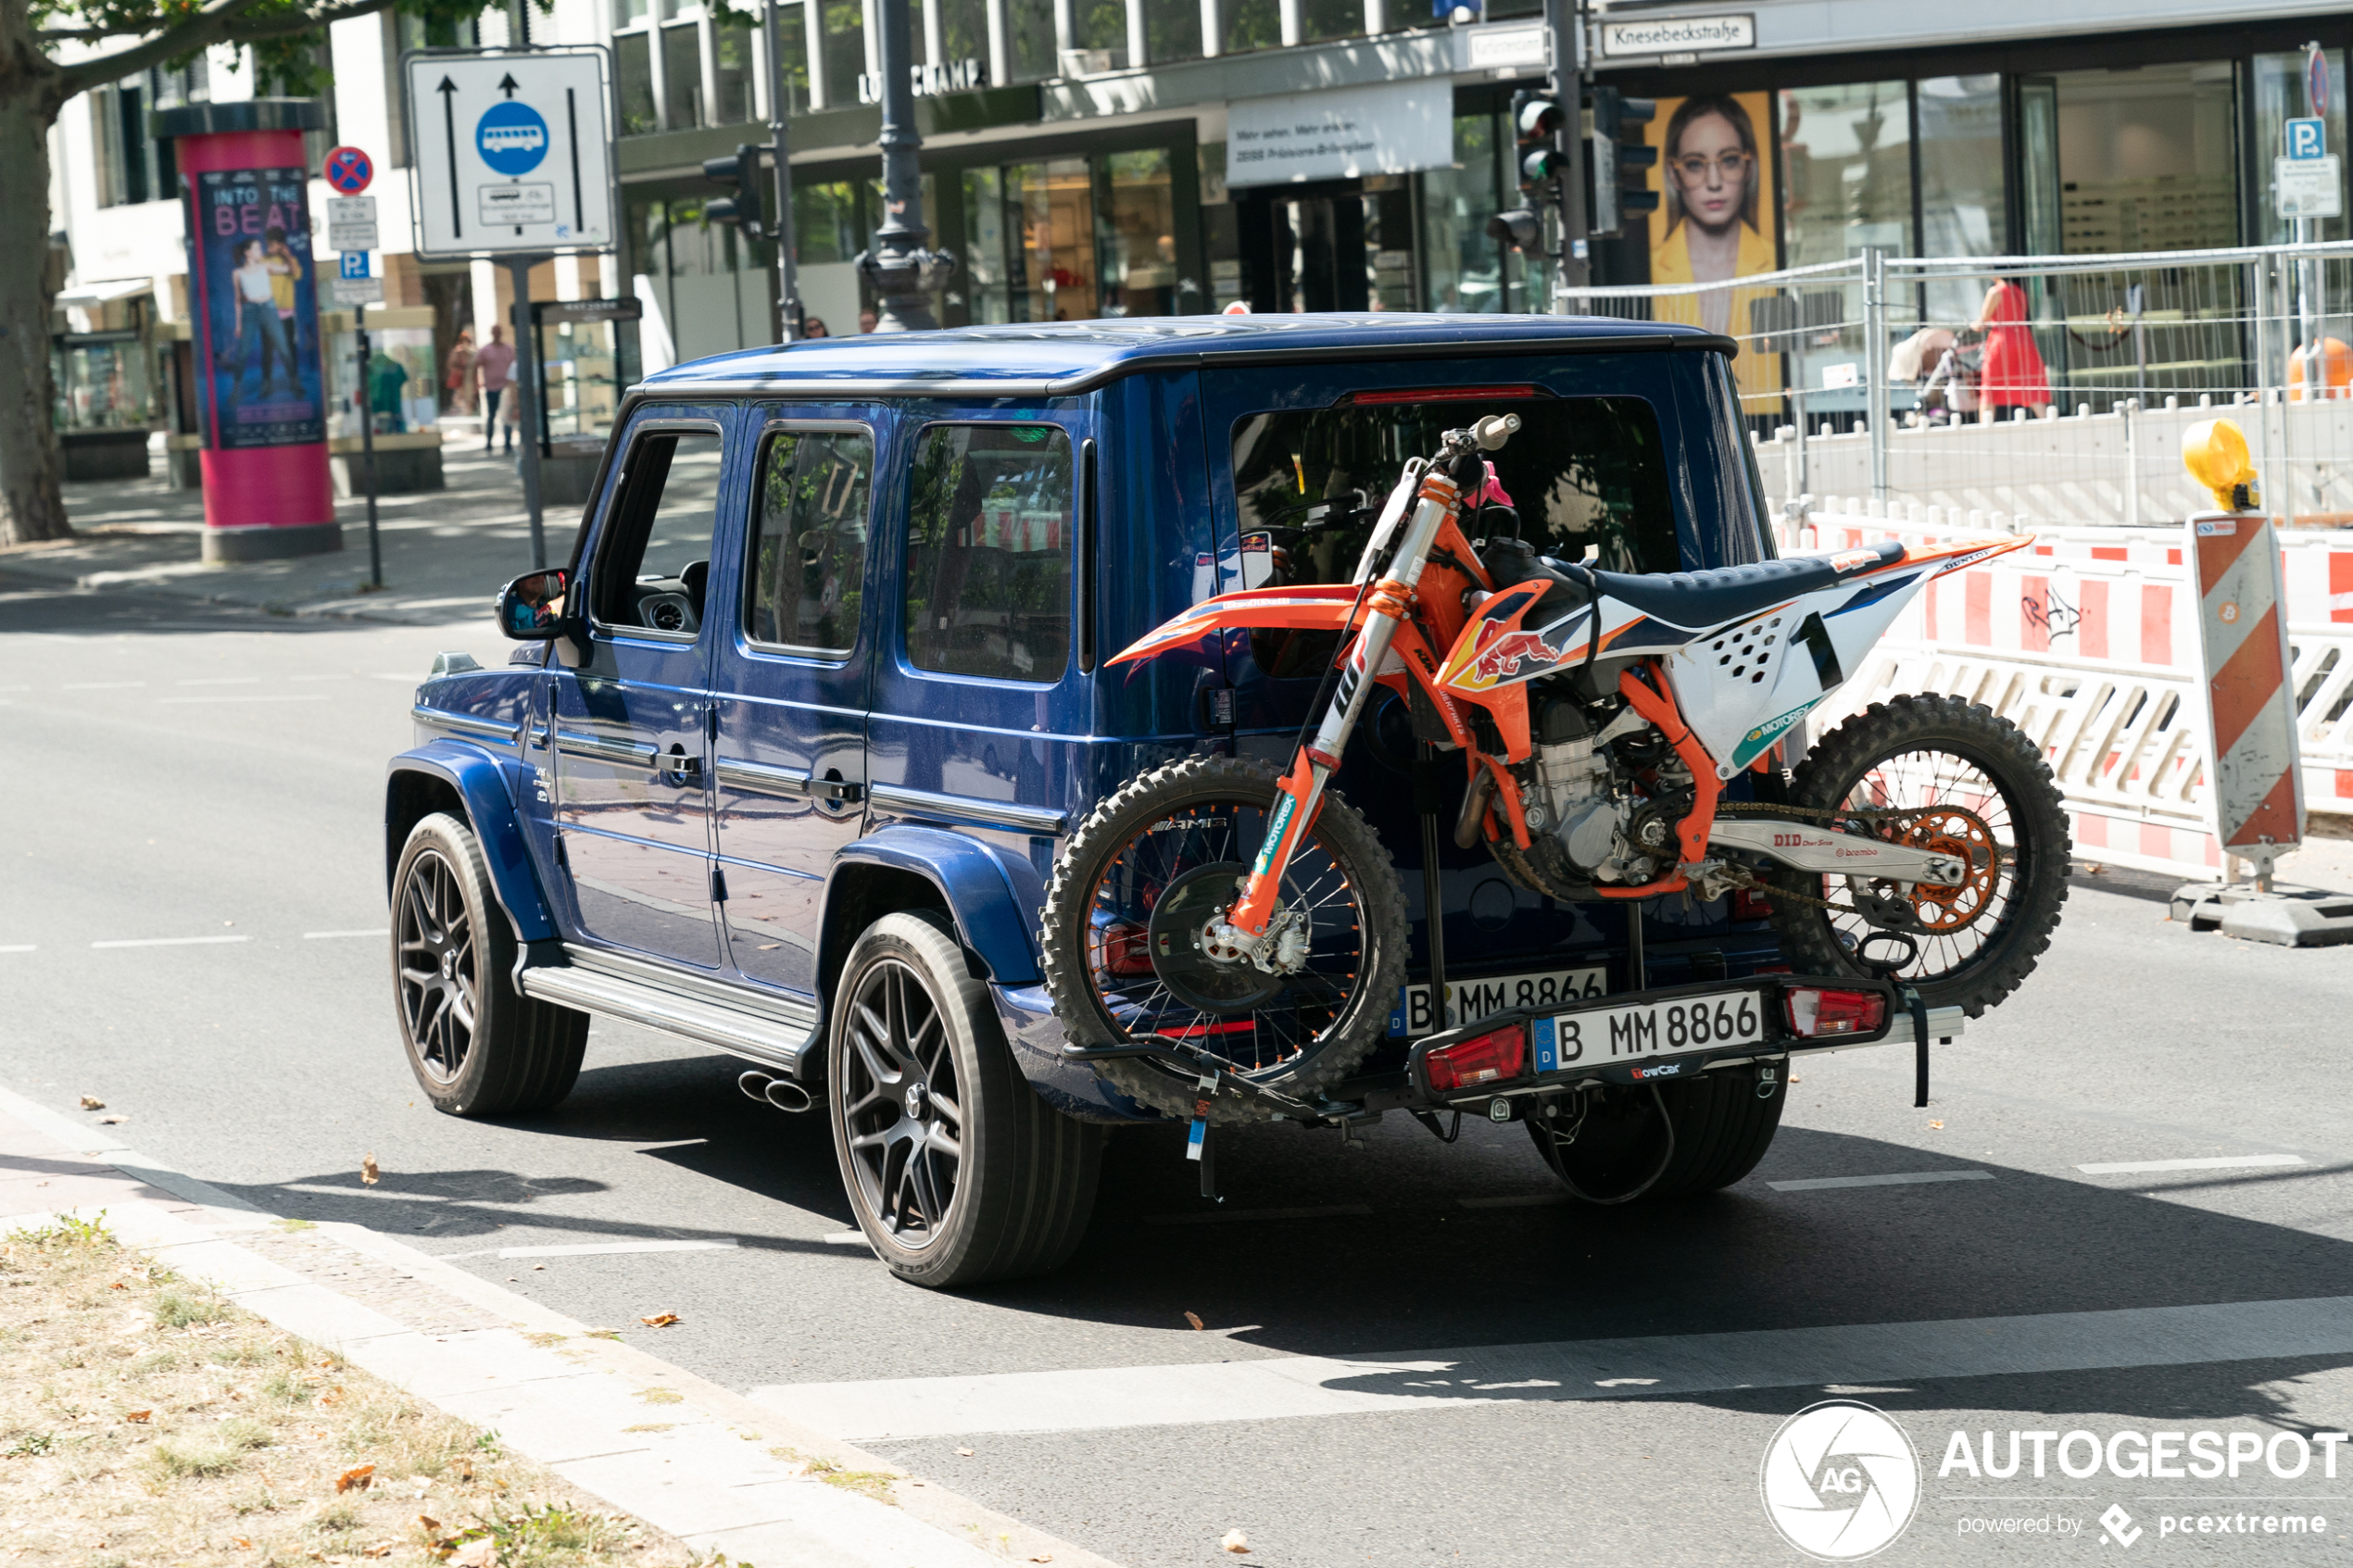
90, 935, 251, 949
822, 1232, 875, 1248
289, 673, 353, 682
1145, 1204, 1374, 1225
63, 681, 146, 689
2076, 1154, 2308, 1174
1768, 1170, 1996, 1192
304, 929, 389, 940
435, 1239, 742, 1261
749, 1294, 2353, 1443
157, 694, 330, 705
0, 945, 33, 954
1458, 1194, 1571, 1209
175, 676, 260, 686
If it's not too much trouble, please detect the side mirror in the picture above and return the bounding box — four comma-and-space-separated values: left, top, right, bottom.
496, 568, 570, 640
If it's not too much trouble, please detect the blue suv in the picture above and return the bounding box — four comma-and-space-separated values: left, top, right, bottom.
387, 314, 1807, 1287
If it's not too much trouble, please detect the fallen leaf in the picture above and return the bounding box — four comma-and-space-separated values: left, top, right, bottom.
233, 1538, 252, 1550
124, 1410, 150, 1423
417, 1516, 440, 1536
955, 1447, 974, 1457
1184, 1311, 1205, 1330
1030, 1558, 1053, 1564
639, 1312, 680, 1327
79, 1096, 104, 1110
1221, 1529, 1251, 1554
532, 1263, 545, 1271
107, 1281, 127, 1290
335, 1463, 375, 1493
97, 1114, 127, 1125
362, 1546, 396, 1560
1929, 1120, 1944, 1130
360, 1154, 380, 1187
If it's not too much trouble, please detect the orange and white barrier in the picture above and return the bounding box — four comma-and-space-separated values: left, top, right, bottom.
1785, 506, 2353, 879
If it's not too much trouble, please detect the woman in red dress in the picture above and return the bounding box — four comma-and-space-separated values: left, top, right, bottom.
1975, 279, 2050, 412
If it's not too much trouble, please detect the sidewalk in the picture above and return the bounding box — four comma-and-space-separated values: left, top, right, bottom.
0, 1083, 1108, 1568
0, 441, 562, 627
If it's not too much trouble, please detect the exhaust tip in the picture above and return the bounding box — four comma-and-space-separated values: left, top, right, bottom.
764, 1078, 814, 1113
736, 1069, 775, 1103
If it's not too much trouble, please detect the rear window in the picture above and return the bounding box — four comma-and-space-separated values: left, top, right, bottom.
1229, 394, 1680, 591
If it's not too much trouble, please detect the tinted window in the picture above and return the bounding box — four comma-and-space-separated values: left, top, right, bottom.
1229, 395, 1680, 583
744, 426, 872, 654
592, 429, 725, 635
903, 423, 1072, 683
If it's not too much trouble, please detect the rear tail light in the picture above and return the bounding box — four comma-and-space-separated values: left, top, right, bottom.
1424, 1024, 1528, 1092
1097, 921, 1155, 978
1783, 987, 1887, 1038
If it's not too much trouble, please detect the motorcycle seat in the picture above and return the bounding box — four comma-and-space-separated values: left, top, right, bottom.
1587, 540, 1905, 630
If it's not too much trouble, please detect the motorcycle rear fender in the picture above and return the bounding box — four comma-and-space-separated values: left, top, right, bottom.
1107, 583, 1366, 667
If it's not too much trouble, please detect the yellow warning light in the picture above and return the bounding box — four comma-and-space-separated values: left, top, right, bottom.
2183, 418, 2259, 510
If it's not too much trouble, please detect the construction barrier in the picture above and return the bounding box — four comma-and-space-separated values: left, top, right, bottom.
1782, 508, 2353, 880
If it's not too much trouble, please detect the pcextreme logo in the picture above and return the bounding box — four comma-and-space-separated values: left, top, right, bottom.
1760, 1400, 1922, 1560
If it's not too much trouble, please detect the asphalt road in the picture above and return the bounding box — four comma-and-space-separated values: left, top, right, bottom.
9, 572, 2353, 1567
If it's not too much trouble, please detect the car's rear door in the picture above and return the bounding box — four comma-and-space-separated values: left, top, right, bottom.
704, 402, 887, 997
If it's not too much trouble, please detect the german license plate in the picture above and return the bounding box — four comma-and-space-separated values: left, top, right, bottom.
1390, 966, 1607, 1038
1532, 990, 1765, 1073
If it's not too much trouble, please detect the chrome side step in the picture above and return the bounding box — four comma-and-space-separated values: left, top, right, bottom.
518, 955, 821, 1077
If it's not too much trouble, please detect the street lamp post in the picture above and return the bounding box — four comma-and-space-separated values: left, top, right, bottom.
854, 0, 955, 331
763, 0, 804, 339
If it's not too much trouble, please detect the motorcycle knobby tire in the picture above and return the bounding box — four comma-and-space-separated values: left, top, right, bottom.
1039, 755, 1408, 1124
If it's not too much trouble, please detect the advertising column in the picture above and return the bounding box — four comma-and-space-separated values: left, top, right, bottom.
153, 100, 338, 562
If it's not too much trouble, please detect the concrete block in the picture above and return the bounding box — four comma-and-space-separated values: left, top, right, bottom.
2171, 882, 2353, 946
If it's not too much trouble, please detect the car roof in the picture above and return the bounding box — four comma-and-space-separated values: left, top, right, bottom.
638, 312, 1733, 400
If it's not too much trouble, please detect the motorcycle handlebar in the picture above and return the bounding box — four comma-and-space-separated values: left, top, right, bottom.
1473, 413, 1521, 452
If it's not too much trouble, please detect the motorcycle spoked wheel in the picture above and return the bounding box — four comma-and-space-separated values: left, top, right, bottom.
1766, 694, 2070, 1017
1039, 755, 1409, 1124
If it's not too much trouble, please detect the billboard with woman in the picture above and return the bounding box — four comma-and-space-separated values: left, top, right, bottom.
187, 165, 323, 450
1645, 93, 1782, 408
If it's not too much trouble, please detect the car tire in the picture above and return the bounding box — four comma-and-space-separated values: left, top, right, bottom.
1526, 1065, 1784, 1202
392, 812, 588, 1117
829, 911, 1103, 1288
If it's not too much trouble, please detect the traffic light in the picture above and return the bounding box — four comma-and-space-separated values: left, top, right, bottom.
1485, 207, 1543, 256
702, 144, 768, 239
1511, 88, 1566, 195
1589, 86, 1658, 238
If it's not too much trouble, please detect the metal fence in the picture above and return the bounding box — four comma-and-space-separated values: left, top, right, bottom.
1559, 241, 2353, 532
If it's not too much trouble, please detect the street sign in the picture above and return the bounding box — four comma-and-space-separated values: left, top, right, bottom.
402, 47, 616, 258
2287, 117, 2327, 161
2275, 155, 2343, 219
333, 248, 384, 307
325, 195, 379, 254
323, 144, 374, 195
2310, 43, 2332, 120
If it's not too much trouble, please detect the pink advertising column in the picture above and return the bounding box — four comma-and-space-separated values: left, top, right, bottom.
154, 101, 338, 562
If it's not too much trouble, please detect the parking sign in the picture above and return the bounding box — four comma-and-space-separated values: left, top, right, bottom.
2288, 117, 2327, 161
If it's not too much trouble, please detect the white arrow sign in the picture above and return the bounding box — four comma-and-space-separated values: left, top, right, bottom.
403, 47, 616, 258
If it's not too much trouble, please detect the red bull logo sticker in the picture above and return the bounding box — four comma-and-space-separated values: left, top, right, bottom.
1470, 631, 1562, 684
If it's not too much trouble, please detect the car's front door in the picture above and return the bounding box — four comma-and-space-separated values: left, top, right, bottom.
552, 408, 736, 967
706, 407, 884, 996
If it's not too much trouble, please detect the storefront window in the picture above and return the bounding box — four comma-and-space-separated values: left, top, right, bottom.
822, 0, 867, 107
770, 3, 811, 114
638, 197, 775, 361
52, 334, 155, 432
1098, 151, 1178, 316
2254, 49, 2348, 245
1014, 160, 1099, 320
1917, 75, 2005, 323
963, 168, 1016, 323
1073, 0, 1125, 63
1779, 82, 1911, 267
929, 0, 989, 68
2049, 63, 2237, 252
1420, 112, 1510, 312
795, 180, 865, 338
617, 33, 657, 134
1008, 0, 1057, 81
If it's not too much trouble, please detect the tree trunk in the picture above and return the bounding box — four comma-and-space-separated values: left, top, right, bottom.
0, 2, 67, 546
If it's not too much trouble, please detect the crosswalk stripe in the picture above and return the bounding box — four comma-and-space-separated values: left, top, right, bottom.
749, 1295, 2353, 1443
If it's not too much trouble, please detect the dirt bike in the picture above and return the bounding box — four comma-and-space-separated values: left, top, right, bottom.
1038, 413, 2070, 1123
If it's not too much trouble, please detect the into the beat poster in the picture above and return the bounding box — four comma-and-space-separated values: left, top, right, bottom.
185, 166, 324, 450
1642, 91, 1783, 408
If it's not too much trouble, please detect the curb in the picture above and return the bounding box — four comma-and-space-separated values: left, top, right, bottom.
0, 1084, 1109, 1568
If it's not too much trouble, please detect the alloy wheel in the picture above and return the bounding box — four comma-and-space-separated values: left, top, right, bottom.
840, 958, 963, 1248
396, 849, 477, 1084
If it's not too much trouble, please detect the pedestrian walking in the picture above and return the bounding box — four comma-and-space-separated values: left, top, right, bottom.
444, 330, 477, 417
475, 326, 517, 454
